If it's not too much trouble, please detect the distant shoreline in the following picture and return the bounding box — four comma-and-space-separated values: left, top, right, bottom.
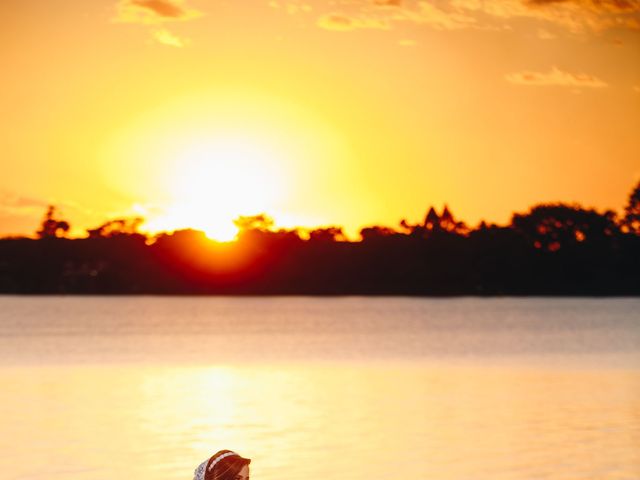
2, 197, 639, 296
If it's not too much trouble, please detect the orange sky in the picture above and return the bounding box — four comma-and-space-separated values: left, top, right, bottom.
1, 0, 639, 239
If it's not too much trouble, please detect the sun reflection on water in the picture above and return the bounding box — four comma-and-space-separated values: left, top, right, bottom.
2, 362, 637, 480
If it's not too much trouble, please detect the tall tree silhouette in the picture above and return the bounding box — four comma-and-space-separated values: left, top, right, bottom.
440, 204, 468, 234
622, 180, 640, 235
36, 206, 70, 239
423, 206, 440, 231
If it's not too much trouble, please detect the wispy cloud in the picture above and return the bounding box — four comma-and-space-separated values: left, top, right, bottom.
374, 0, 404, 6
525, 0, 637, 13
269, 1, 313, 15
131, 0, 188, 18
452, 0, 640, 33
396, 2, 477, 30
0, 192, 49, 215
537, 28, 557, 39
115, 0, 201, 46
152, 27, 187, 47
310, 0, 640, 34
116, 0, 201, 24
505, 66, 608, 88
317, 13, 390, 31
0, 194, 105, 228
316, 1, 477, 32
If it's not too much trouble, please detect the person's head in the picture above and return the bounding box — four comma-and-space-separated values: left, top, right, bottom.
193, 450, 251, 480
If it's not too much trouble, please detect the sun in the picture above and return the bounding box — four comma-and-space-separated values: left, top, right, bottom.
145, 135, 285, 241
102, 90, 352, 240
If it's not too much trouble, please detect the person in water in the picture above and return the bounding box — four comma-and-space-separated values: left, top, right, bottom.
193, 450, 251, 480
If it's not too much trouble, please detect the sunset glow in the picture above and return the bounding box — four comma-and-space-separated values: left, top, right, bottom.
146, 135, 286, 240
0, 0, 639, 237
2, 4, 639, 479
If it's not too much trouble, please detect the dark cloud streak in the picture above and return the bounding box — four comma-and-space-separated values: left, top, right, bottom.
130, 0, 186, 18
525, 0, 639, 11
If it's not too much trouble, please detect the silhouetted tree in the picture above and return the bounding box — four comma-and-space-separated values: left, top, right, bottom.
399, 218, 411, 232
36, 206, 70, 239
622, 180, 640, 235
233, 214, 274, 232
360, 226, 396, 241
417, 205, 468, 235
440, 204, 468, 234
87, 217, 144, 238
511, 203, 619, 252
440, 205, 454, 229
398, 218, 425, 237
424, 206, 440, 231
2, 184, 639, 295
309, 226, 345, 242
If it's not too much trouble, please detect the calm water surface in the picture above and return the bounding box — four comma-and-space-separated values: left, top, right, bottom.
0, 297, 638, 480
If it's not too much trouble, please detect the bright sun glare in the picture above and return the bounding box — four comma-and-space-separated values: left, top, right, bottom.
103, 91, 350, 241
145, 136, 283, 241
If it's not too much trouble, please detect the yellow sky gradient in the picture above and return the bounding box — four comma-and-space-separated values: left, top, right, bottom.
1, 0, 639, 239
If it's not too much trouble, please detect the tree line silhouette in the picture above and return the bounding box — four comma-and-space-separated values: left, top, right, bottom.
0, 181, 638, 295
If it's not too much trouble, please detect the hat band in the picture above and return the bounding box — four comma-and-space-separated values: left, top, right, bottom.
208, 452, 239, 472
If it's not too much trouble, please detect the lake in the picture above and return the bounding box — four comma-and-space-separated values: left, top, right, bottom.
0, 296, 638, 479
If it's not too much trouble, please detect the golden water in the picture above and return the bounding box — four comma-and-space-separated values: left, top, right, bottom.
0, 297, 638, 479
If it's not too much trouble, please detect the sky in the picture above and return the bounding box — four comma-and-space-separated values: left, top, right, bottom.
0, 0, 639, 239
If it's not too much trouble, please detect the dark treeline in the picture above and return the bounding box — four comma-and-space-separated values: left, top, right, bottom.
1, 182, 639, 295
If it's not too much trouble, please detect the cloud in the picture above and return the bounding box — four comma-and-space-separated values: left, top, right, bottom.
116, 0, 201, 24
115, 0, 200, 47
317, 1, 478, 31
527, 0, 640, 31
505, 66, 608, 88
0, 192, 49, 214
396, 2, 478, 30
452, 0, 640, 32
0, 193, 100, 221
269, 1, 313, 14
525, 0, 638, 13
317, 13, 390, 31
373, 0, 403, 6
537, 28, 557, 38
311, 0, 640, 34
152, 28, 187, 47
132, 0, 186, 18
